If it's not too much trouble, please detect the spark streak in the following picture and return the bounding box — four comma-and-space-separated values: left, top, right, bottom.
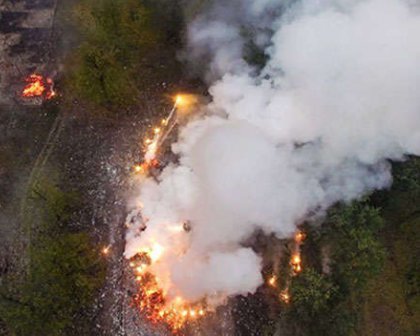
133, 94, 197, 176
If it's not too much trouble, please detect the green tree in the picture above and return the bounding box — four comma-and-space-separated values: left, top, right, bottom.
291, 268, 337, 315
1, 234, 104, 335
68, 0, 184, 110
0, 178, 105, 335
326, 202, 385, 291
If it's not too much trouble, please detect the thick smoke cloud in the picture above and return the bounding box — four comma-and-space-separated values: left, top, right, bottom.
126, 0, 420, 303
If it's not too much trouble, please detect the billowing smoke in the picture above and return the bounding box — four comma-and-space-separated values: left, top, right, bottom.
125, 0, 420, 305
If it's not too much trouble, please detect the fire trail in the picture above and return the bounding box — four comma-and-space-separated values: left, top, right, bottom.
128, 94, 207, 332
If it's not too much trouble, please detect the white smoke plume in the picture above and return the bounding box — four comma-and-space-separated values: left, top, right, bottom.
125, 0, 420, 304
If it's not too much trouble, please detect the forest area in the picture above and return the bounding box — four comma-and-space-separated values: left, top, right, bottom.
0, 0, 419, 335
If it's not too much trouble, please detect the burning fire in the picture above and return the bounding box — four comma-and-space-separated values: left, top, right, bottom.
130, 247, 207, 331
279, 289, 290, 304
291, 254, 302, 274
268, 230, 305, 304
128, 95, 306, 327
22, 74, 56, 100
102, 245, 111, 255
128, 94, 208, 331
290, 230, 304, 275
268, 275, 277, 287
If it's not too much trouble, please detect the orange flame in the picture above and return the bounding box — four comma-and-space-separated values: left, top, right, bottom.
294, 231, 305, 244
130, 94, 207, 330
268, 275, 277, 287
22, 74, 56, 100
280, 290, 290, 303
129, 250, 207, 331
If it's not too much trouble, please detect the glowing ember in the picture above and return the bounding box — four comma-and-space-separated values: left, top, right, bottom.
294, 231, 305, 244
291, 254, 301, 265
280, 290, 290, 303
130, 250, 207, 331
272, 230, 306, 304
22, 74, 56, 100
291, 252, 302, 273
102, 245, 111, 255
174, 94, 197, 109
139, 243, 165, 263
268, 275, 277, 287
290, 230, 304, 274
175, 95, 184, 106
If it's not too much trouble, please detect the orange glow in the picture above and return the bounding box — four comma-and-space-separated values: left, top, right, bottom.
175, 95, 184, 106
102, 245, 110, 255
292, 254, 301, 265
129, 249, 208, 331
291, 253, 302, 273
149, 243, 164, 263
134, 164, 144, 173
22, 74, 56, 100
174, 94, 197, 109
268, 275, 277, 287
295, 231, 305, 243
280, 290, 290, 303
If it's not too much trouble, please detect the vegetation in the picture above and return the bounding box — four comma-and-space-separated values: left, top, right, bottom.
0, 177, 105, 335
326, 203, 386, 291
357, 157, 420, 335
272, 157, 420, 336
67, 0, 184, 110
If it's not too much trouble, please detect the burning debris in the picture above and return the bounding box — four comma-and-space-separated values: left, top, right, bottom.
266, 230, 305, 304
21, 73, 56, 101
267, 275, 277, 288
279, 290, 290, 304
129, 248, 208, 331
126, 94, 209, 331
